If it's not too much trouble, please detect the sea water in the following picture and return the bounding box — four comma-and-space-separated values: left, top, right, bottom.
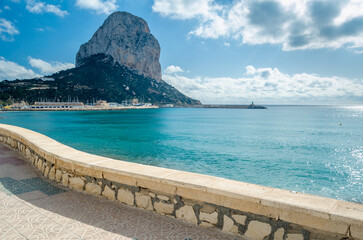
1, 106, 362, 203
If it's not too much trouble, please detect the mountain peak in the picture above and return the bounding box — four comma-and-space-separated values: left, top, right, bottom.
76, 11, 161, 81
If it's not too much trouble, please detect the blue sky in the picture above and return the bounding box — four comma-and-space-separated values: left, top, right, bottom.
0, 0, 363, 104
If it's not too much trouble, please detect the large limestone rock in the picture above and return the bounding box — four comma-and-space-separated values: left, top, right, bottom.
154, 201, 174, 215
76, 11, 162, 81
117, 188, 134, 206
200, 211, 218, 224
244, 221, 272, 240
69, 177, 85, 191
176, 206, 198, 224
222, 215, 238, 234
85, 182, 101, 195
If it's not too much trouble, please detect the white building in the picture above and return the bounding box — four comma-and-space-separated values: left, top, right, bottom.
31, 102, 84, 109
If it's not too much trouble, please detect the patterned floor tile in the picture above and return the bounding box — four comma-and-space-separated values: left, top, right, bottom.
0, 151, 21, 159
0, 219, 13, 236
1, 204, 34, 223
51, 228, 82, 240
0, 184, 13, 195
0, 146, 10, 151
88, 232, 133, 240
0, 177, 34, 195
0, 229, 26, 240
15, 190, 49, 201
27, 219, 67, 239
0, 157, 25, 166
20, 177, 65, 196
0, 164, 37, 181
10, 165, 38, 180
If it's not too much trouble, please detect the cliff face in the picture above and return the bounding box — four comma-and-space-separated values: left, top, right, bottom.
76, 11, 162, 81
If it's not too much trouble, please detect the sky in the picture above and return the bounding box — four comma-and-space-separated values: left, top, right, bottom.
0, 0, 363, 104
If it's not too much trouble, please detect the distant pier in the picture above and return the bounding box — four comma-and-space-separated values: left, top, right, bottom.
200, 102, 267, 109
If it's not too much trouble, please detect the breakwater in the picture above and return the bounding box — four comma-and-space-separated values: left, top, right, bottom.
200, 104, 267, 109
0, 124, 362, 240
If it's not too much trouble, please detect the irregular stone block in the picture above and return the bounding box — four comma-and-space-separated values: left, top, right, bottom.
43, 166, 50, 178
232, 214, 247, 225
117, 188, 134, 206
176, 205, 197, 224
351, 225, 363, 240
149, 192, 156, 198
200, 221, 213, 228
231, 225, 239, 234
55, 169, 62, 183
286, 233, 304, 240
85, 182, 101, 195
25, 148, 31, 158
62, 173, 69, 187
200, 211, 218, 224
154, 201, 174, 215
102, 185, 116, 200
201, 204, 216, 214
274, 228, 284, 240
244, 221, 272, 240
48, 167, 56, 181
135, 192, 153, 211
222, 215, 235, 233
69, 177, 85, 191
41, 162, 46, 173
37, 159, 42, 171
158, 195, 170, 201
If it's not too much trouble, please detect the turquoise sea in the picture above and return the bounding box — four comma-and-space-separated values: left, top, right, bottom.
0, 106, 362, 203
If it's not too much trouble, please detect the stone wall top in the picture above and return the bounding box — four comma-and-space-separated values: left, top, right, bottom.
0, 123, 362, 238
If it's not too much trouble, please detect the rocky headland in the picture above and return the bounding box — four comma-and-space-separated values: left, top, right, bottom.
0, 11, 200, 106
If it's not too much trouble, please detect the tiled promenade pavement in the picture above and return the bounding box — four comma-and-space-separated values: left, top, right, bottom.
0, 144, 245, 240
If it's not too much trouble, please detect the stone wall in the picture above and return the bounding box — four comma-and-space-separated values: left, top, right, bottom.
0, 124, 362, 240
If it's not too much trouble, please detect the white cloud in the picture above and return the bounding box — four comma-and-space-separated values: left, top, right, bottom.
4, 6, 11, 10
26, 0, 68, 17
164, 65, 184, 75
152, 0, 215, 20
0, 57, 40, 80
0, 57, 75, 81
245, 65, 256, 75
28, 57, 74, 75
153, 0, 363, 52
75, 0, 118, 15
0, 18, 19, 41
163, 65, 363, 104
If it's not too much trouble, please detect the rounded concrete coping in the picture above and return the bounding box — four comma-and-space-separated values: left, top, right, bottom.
0, 123, 362, 237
